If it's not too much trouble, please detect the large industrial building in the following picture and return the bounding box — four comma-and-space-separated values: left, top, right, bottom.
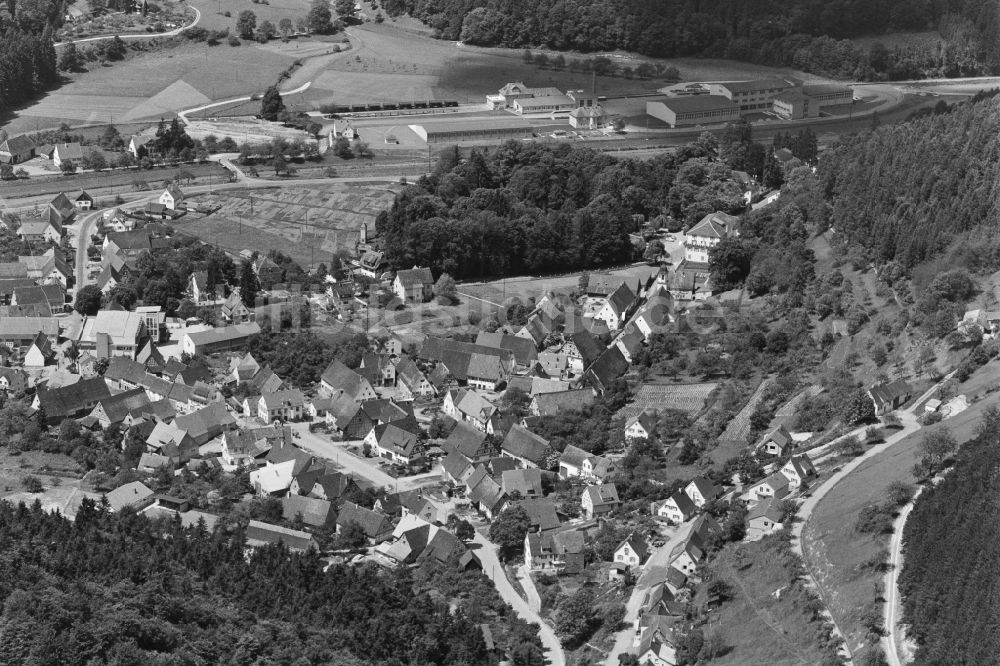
645, 96, 740, 128
772, 84, 854, 119
709, 77, 804, 112
409, 117, 534, 143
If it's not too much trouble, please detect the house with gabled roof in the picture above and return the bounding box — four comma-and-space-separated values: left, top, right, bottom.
868, 379, 911, 416
393, 266, 434, 303
281, 494, 335, 528
33, 377, 111, 424
625, 409, 658, 441
337, 500, 393, 543
443, 420, 493, 463
146, 420, 198, 463
245, 519, 319, 553
475, 332, 539, 370
320, 359, 377, 402
615, 533, 649, 568
52, 142, 83, 169
220, 290, 253, 324
444, 388, 497, 432
564, 330, 602, 374
585, 346, 630, 395
159, 183, 184, 210
24, 331, 54, 367
105, 481, 155, 512
588, 282, 637, 331
558, 444, 590, 479
517, 314, 549, 347
530, 388, 596, 417
366, 421, 424, 465
685, 477, 722, 508
582, 483, 620, 519
257, 389, 306, 424
501, 468, 543, 499
250, 459, 297, 496
758, 424, 794, 457
746, 496, 785, 540
395, 356, 436, 398
501, 424, 551, 469
748, 472, 790, 502
684, 211, 738, 264
781, 454, 816, 488
662, 490, 698, 524
0, 135, 35, 164
89, 388, 151, 428
0, 367, 28, 393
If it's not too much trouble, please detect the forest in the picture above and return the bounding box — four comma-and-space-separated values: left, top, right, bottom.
0, 498, 540, 665
898, 409, 1000, 665
381, 0, 1000, 79
375, 139, 745, 280
819, 95, 1000, 272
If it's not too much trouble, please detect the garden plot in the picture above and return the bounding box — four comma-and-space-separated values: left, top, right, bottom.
176, 185, 399, 267
616, 381, 717, 421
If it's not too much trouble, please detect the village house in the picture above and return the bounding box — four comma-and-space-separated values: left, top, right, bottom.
257, 389, 306, 424
465, 466, 508, 519
757, 424, 794, 457
182, 323, 261, 356
393, 266, 435, 303
105, 481, 155, 512
780, 454, 817, 488
614, 533, 649, 568
250, 459, 297, 496
24, 331, 54, 367
281, 494, 335, 529
337, 501, 393, 543
501, 468, 543, 499
500, 425, 551, 469
366, 421, 424, 465
746, 497, 785, 541
52, 142, 83, 169
625, 409, 658, 441
582, 483, 620, 519
684, 477, 722, 508
33, 377, 111, 424
245, 520, 320, 553
0, 135, 36, 164
320, 359, 378, 402
395, 356, 436, 398
683, 211, 739, 264
159, 184, 184, 210
444, 388, 497, 432
128, 135, 151, 159
652, 490, 696, 524
868, 379, 912, 416
145, 420, 198, 463
748, 472, 790, 502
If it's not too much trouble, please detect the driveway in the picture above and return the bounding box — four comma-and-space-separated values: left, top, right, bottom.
603, 522, 687, 665
473, 532, 566, 666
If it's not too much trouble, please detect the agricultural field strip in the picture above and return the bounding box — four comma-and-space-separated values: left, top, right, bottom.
616, 383, 717, 421
719, 376, 773, 443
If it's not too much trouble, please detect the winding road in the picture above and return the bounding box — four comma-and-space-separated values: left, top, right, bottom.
882, 485, 923, 666
58, 6, 202, 46
790, 377, 948, 664
473, 532, 566, 666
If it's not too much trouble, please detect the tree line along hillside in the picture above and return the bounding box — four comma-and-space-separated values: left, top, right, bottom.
819, 94, 1000, 272
0, 498, 535, 666
380, 0, 1000, 79
898, 411, 1000, 665
376, 140, 745, 280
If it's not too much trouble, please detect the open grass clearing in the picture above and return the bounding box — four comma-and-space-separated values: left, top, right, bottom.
801, 368, 1000, 653
187, 0, 330, 33
702, 536, 841, 666
2, 41, 297, 135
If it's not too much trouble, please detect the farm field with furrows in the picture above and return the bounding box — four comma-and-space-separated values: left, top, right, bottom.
617, 381, 718, 421
175, 185, 398, 266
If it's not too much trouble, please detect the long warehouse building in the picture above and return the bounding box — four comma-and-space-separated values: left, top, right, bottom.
410, 117, 534, 143
646, 96, 740, 128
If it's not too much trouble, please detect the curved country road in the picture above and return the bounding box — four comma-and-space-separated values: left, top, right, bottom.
473, 533, 565, 666
57, 6, 202, 46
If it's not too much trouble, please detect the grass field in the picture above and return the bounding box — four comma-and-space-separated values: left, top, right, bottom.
187, 0, 325, 33
175, 184, 399, 266
801, 363, 1000, 654
704, 536, 840, 666
456, 265, 658, 308
2, 40, 298, 135
287, 21, 830, 109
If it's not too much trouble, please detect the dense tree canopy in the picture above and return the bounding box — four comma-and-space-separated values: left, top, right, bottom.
381, 0, 1000, 79
0, 499, 518, 665
376, 140, 743, 279
899, 413, 1000, 664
